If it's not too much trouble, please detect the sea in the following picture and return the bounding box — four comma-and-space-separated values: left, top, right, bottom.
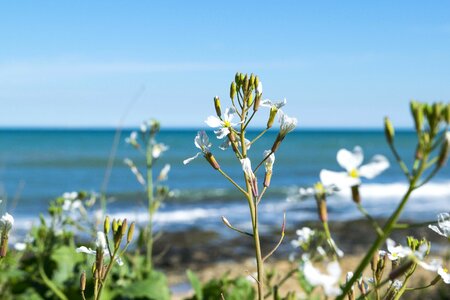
1, 128, 449, 240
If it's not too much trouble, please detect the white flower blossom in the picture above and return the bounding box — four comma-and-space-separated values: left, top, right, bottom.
152, 143, 169, 159
140, 122, 147, 133
0, 212, 14, 233
62, 191, 78, 201
157, 164, 171, 181
260, 98, 286, 111
256, 81, 263, 95
205, 107, 240, 139
298, 183, 339, 199
320, 146, 390, 189
428, 212, 450, 238
279, 112, 297, 137
183, 131, 212, 165
263, 150, 275, 172
302, 260, 342, 296
219, 138, 251, 151
125, 131, 138, 147
240, 157, 258, 196
438, 266, 450, 284
76, 231, 123, 266
291, 227, 315, 248
385, 238, 411, 261
124, 158, 146, 186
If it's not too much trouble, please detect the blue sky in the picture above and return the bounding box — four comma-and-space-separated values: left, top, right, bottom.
1, 1, 449, 128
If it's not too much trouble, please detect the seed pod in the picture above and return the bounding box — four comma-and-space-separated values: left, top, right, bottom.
351, 185, 361, 203
205, 152, 220, 170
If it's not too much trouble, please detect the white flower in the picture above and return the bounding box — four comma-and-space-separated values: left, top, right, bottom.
140, 122, 147, 133
428, 212, 450, 238
62, 199, 83, 212
124, 158, 146, 186
320, 146, 390, 189
152, 143, 169, 159
385, 238, 411, 261
205, 107, 240, 139
76, 231, 123, 266
240, 158, 258, 196
263, 150, 275, 172
14, 242, 26, 251
392, 280, 403, 290
183, 131, 212, 165
157, 164, 171, 181
302, 260, 342, 296
62, 191, 78, 201
346, 272, 354, 290
0, 212, 14, 233
279, 112, 297, 137
125, 131, 138, 146
438, 266, 450, 284
256, 81, 263, 95
291, 227, 315, 248
298, 182, 339, 199
260, 98, 286, 111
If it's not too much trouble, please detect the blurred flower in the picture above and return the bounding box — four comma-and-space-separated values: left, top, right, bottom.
320, 146, 389, 189
256, 81, 263, 95
0, 212, 14, 233
140, 122, 147, 133
157, 164, 171, 181
183, 131, 212, 165
125, 131, 139, 148
240, 157, 258, 196
263, 150, 275, 172
62, 191, 78, 201
302, 260, 342, 296
260, 98, 286, 111
291, 227, 315, 248
438, 266, 450, 284
383, 238, 411, 261
205, 107, 240, 139
428, 212, 449, 238
392, 280, 403, 290
14, 242, 26, 251
219, 138, 251, 151
298, 183, 339, 199
124, 158, 146, 186
152, 143, 169, 159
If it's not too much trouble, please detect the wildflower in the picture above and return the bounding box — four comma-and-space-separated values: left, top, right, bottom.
263, 150, 275, 187
241, 157, 258, 196
298, 183, 339, 199
271, 113, 297, 152
152, 143, 169, 159
438, 266, 450, 284
0, 212, 14, 257
14, 242, 26, 251
125, 131, 139, 148
291, 227, 315, 248
124, 158, 146, 186
256, 81, 263, 96
384, 238, 411, 261
157, 164, 171, 181
140, 122, 147, 133
219, 138, 251, 151
428, 212, 449, 238
302, 260, 342, 296
261, 98, 286, 128
183, 131, 220, 169
62, 191, 78, 201
205, 107, 240, 139
320, 146, 389, 189
76, 231, 123, 266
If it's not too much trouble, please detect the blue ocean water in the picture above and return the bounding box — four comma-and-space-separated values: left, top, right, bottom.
0, 129, 449, 236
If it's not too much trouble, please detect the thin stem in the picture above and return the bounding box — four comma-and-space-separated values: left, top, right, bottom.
393, 264, 417, 300
405, 275, 439, 291
38, 261, 68, 300
322, 221, 342, 259
388, 143, 411, 180
257, 186, 267, 205
146, 143, 154, 270
262, 214, 285, 262
243, 110, 257, 131
217, 169, 248, 195
96, 248, 119, 300
250, 128, 270, 146
222, 216, 253, 237
264, 268, 298, 299
393, 220, 438, 229
254, 151, 273, 174
356, 203, 383, 236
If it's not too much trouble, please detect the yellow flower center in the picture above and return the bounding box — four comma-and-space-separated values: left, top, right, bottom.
349, 168, 359, 178
223, 120, 231, 127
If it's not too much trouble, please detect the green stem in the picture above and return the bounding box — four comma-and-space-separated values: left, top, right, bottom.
217, 169, 247, 195
356, 203, 383, 236
38, 261, 68, 300
96, 248, 119, 300
250, 127, 270, 145
392, 264, 416, 300
146, 145, 154, 270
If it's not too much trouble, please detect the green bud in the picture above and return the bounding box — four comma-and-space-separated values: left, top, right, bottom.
80, 271, 86, 292
243, 74, 248, 91
254, 76, 260, 89
235, 72, 240, 85
112, 219, 118, 233
384, 117, 395, 145
127, 222, 135, 243
230, 82, 236, 100
121, 219, 128, 237
214, 96, 222, 117
247, 93, 253, 107
239, 73, 245, 83
267, 107, 278, 128
104, 216, 110, 235
443, 103, 450, 124
249, 73, 255, 89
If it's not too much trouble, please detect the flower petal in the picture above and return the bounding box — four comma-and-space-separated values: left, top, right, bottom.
214, 127, 230, 139
359, 155, 390, 179
76, 246, 96, 255
320, 169, 360, 188
337, 146, 363, 172
205, 116, 222, 128
183, 152, 201, 165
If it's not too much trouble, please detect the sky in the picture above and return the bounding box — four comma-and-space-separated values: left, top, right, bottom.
1, 1, 450, 128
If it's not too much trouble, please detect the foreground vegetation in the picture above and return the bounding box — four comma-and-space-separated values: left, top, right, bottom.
1, 73, 449, 299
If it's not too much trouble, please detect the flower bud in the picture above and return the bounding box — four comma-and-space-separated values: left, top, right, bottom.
104, 215, 110, 235
384, 117, 395, 145
121, 219, 128, 237
205, 152, 220, 170
437, 133, 450, 167
0, 233, 8, 258
214, 96, 222, 117
267, 107, 278, 128
264, 170, 272, 187
112, 219, 119, 233
235, 72, 240, 85
230, 81, 236, 101
80, 271, 86, 292
444, 103, 450, 124
239, 73, 245, 84
247, 93, 253, 107
371, 251, 379, 272
249, 73, 255, 88
243, 74, 249, 91
127, 222, 135, 243
410, 101, 424, 133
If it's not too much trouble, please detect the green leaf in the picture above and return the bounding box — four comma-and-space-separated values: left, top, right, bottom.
50, 246, 84, 285
186, 269, 203, 300
120, 270, 170, 300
